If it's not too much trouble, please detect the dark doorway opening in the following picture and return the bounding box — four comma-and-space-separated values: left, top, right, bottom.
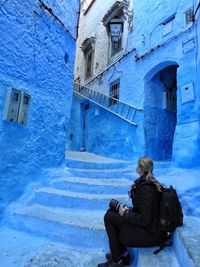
80, 102, 90, 151
144, 65, 178, 160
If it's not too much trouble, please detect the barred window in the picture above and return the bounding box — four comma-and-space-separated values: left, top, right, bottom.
111, 38, 122, 57
185, 8, 194, 26
85, 49, 94, 79
109, 79, 120, 106
81, 37, 95, 80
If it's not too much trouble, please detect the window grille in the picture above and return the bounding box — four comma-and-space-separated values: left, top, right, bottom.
109, 79, 120, 106
85, 49, 94, 79
163, 87, 177, 113
185, 8, 194, 25
111, 38, 122, 57
81, 37, 95, 80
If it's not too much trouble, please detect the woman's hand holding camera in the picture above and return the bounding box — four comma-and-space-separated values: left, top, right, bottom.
118, 204, 129, 216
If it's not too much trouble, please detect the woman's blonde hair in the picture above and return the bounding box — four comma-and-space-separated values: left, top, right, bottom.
138, 156, 162, 192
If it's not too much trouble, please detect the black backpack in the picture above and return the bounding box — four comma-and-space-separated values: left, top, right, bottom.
159, 185, 183, 232
154, 185, 183, 254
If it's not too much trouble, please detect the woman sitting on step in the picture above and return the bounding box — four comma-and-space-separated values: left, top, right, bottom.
97, 156, 167, 267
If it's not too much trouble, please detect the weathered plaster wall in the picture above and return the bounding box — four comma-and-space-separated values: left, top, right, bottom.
197, 6, 200, 158
0, 0, 79, 216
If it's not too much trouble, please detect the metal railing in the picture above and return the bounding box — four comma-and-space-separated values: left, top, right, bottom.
73, 83, 142, 126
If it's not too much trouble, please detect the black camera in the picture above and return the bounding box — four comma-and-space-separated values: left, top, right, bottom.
109, 199, 121, 212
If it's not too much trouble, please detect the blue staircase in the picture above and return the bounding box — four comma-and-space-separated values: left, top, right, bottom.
5, 152, 200, 267
74, 83, 142, 126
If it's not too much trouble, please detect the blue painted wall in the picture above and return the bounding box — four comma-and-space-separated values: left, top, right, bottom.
0, 0, 79, 217
69, 0, 200, 167
67, 97, 143, 160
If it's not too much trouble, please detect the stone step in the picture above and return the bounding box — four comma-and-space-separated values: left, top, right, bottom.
49, 177, 132, 194
65, 151, 132, 169
66, 152, 171, 170
67, 167, 133, 179
10, 204, 108, 249
32, 187, 130, 210
153, 161, 172, 169
174, 216, 200, 267
43, 164, 170, 185
137, 246, 179, 267
66, 158, 132, 170
0, 225, 109, 267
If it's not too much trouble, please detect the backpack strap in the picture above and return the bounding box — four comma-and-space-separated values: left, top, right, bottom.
153, 233, 173, 255
153, 244, 165, 255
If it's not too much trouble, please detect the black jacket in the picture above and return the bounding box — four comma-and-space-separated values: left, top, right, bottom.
123, 176, 160, 233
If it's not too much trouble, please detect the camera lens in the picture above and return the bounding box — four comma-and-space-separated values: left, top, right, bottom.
109, 199, 120, 212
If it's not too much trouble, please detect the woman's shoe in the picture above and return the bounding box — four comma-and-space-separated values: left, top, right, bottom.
97, 259, 124, 267
105, 253, 131, 266
105, 253, 112, 261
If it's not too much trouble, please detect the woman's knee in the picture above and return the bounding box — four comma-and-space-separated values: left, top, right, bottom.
104, 209, 119, 225
104, 209, 123, 227
104, 209, 112, 223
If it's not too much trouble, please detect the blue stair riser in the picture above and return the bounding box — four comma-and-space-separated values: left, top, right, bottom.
50, 181, 129, 195
66, 159, 130, 170
9, 214, 108, 249
68, 169, 133, 179
153, 169, 170, 176
71, 161, 173, 171
68, 161, 173, 171
128, 248, 140, 267
173, 231, 195, 267
32, 192, 130, 210
153, 162, 172, 169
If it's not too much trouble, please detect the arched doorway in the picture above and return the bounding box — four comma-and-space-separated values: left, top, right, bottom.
80, 101, 90, 151
144, 64, 179, 160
